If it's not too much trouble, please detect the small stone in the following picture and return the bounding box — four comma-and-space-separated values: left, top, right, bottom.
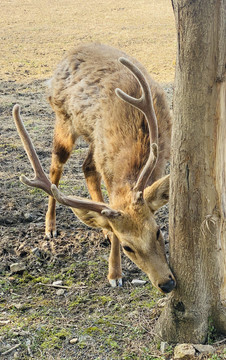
10, 263, 26, 274
24, 212, 33, 221
69, 338, 78, 344
174, 344, 196, 359
31, 247, 41, 257
160, 341, 168, 353
131, 279, 147, 286
13, 303, 24, 310
193, 344, 215, 354
56, 289, 65, 296
52, 280, 63, 286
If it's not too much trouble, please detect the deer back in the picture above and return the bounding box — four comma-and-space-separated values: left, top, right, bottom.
47, 43, 172, 192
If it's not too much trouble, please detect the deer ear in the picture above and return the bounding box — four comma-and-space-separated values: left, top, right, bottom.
71, 208, 113, 231
144, 174, 170, 212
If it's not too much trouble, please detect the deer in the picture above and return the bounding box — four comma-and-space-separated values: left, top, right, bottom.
13, 43, 176, 293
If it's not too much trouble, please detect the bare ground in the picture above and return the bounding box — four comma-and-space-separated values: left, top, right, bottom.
0, 0, 225, 359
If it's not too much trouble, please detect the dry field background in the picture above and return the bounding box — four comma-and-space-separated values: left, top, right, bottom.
1, 1, 225, 359
0, 0, 176, 83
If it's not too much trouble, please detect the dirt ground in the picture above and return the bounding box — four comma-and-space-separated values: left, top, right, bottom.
0, 0, 225, 359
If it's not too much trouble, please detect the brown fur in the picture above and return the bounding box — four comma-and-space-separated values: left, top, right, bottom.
45, 43, 175, 292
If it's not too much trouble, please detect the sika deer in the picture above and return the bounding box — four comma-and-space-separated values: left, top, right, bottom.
13, 43, 175, 293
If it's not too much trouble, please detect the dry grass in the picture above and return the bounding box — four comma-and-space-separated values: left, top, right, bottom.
0, 0, 176, 83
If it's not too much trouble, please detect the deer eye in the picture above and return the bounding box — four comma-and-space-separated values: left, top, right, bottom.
123, 245, 134, 253
156, 228, 161, 239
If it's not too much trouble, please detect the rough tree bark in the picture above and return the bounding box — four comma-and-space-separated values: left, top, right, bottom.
155, 0, 226, 343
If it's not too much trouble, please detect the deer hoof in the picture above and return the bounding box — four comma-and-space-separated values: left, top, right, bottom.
45, 230, 57, 239
109, 278, 123, 287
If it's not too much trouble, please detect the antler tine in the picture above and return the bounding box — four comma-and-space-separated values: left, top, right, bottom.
115, 57, 158, 192
51, 184, 120, 216
13, 104, 120, 216
13, 104, 52, 196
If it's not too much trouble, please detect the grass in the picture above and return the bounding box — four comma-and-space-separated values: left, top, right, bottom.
0, 253, 165, 359
1, 255, 224, 359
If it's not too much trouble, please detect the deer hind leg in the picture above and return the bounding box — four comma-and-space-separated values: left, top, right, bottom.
83, 149, 122, 286
82, 146, 104, 203
82, 147, 109, 237
45, 118, 77, 238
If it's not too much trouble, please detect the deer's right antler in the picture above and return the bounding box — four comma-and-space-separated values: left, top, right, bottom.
13, 105, 120, 216
115, 58, 158, 192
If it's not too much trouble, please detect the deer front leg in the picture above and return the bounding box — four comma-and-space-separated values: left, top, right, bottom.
83, 150, 122, 286
108, 234, 122, 287
45, 120, 76, 238
45, 154, 64, 238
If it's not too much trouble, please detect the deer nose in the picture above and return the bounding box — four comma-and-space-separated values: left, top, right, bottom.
159, 278, 176, 293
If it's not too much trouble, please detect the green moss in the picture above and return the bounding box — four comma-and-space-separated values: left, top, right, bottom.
69, 294, 91, 308
78, 341, 87, 349
101, 184, 109, 198
0, 278, 11, 291
208, 356, 224, 360
87, 260, 99, 266
16, 272, 35, 283
28, 187, 45, 196
73, 148, 86, 154
83, 326, 103, 335
105, 334, 120, 349
64, 278, 74, 286
39, 327, 71, 350
32, 276, 51, 284
95, 295, 112, 305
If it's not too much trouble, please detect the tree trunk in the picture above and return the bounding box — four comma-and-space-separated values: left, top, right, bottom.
155, 0, 226, 343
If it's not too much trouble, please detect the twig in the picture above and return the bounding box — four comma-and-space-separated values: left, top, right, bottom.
38, 282, 71, 289
112, 322, 130, 327
140, 324, 154, 336
27, 344, 32, 357
213, 337, 226, 345
37, 282, 87, 289
1, 343, 21, 355
0, 320, 10, 326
